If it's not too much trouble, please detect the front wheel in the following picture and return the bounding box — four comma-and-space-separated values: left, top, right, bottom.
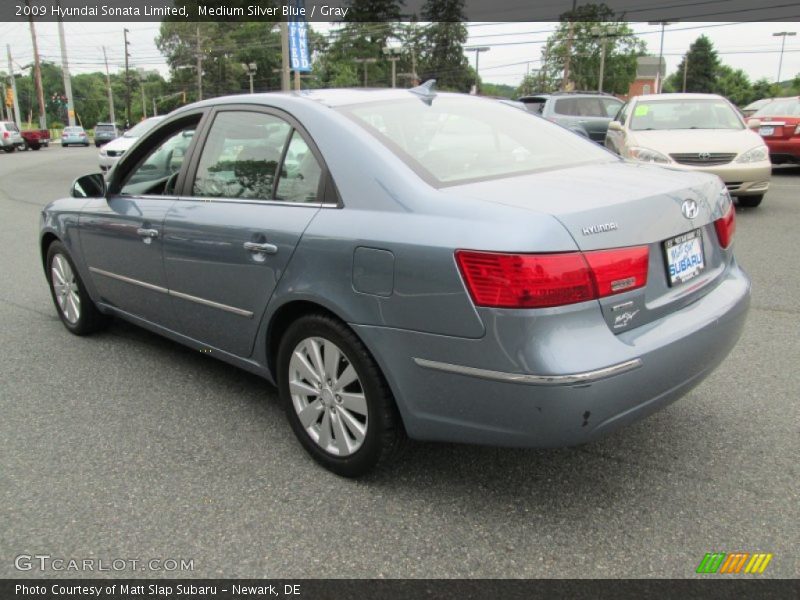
277, 314, 404, 477
46, 241, 109, 335
737, 194, 763, 208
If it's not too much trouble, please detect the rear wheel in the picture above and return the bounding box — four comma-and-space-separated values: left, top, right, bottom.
3, 146, 14, 153
277, 313, 404, 477
46, 241, 109, 335
737, 194, 763, 208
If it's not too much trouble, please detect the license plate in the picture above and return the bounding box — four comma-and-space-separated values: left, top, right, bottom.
759, 126, 774, 136
664, 229, 705, 286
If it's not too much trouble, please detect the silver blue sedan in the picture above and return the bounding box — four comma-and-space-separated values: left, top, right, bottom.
39, 86, 750, 476
61, 126, 90, 147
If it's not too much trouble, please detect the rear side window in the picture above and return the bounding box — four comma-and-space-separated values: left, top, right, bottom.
342, 96, 612, 186
554, 97, 611, 117
521, 98, 547, 114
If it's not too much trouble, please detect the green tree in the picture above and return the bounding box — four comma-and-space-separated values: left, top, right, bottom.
713, 65, 754, 106
675, 35, 719, 93
418, 0, 472, 92
540, 3, 646, 94
313, 0, 404, 88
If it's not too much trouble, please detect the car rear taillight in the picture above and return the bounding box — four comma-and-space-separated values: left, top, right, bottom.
714, 205, 736, 249
2, 131, 8, 139
455, 246, 649, 309
583, 247, 650, 297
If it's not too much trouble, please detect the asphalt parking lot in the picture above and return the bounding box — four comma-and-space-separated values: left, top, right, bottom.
0, 145, 797, 579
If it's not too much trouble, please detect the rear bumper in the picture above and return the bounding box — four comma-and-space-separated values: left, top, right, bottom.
352, 262, 750, 447
764, 138, 800, 163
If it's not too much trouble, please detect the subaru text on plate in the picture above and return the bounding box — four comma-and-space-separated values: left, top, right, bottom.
40, 85, 750, 477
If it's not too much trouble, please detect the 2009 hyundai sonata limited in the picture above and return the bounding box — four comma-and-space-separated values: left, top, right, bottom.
40, 85, 750, 477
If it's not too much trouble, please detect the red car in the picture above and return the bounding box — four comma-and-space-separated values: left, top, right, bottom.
750, 96, 800, 164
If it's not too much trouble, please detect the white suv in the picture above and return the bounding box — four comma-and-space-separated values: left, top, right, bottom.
0, 121, 25, 153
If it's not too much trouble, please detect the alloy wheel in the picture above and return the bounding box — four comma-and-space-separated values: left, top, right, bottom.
51, 254, 81, 324
288, 336, 368, 457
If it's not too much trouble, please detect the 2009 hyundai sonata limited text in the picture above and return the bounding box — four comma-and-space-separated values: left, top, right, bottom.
40, 86, 750, 477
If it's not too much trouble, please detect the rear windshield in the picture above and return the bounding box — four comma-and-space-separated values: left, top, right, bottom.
630, 99, 743, 130
753, 97, 800, 117
95, 124, 116, 131
2, 121, 19, 132
64, 127, 83, 133
554, 97, 622, 117
340, 96, 613, 186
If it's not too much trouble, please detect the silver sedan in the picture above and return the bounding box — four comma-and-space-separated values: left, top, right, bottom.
40, 86, 750, 476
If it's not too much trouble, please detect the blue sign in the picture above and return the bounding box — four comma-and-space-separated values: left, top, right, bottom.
288, 1, 311, 73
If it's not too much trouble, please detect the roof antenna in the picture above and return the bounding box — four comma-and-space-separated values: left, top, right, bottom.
409, 79, 437, 105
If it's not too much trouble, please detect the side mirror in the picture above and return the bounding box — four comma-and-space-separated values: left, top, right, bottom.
607, 121, 623, 131
747, 118, 762, 130
70, 173, 106, 198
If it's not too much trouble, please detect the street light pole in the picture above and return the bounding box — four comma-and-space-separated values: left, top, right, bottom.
353, 58, 378, 87
383, 46, 402, 88
648, 21, 673, 94
242, 62, 257, 94
465, 46, 490, 94
773, 31, 797, 84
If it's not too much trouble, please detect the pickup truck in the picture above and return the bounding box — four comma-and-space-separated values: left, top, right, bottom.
20, 128, 50, 150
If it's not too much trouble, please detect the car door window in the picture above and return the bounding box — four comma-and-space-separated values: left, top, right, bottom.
602, 98, 623, 118
275, 131, 323, 203
121, 126, 196, 196
192, 111, 291, 200
616, 102, 629, 125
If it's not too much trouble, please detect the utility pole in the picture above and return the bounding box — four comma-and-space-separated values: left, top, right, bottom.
195, 24, 203, 100
152, 97, 157, 116
7, 45, 22, 129
280, 21, 290, 92
123, 28, 131, 125
138, 69, 146, 118
465, 47, 490, 94
591, 25, 617, 93
773, 31, 797, 84
102, 46, 115, 124
562, 0, 577, 91
26, 0, 47, 129
682, 54, 689, 92
56, 1, 75, 127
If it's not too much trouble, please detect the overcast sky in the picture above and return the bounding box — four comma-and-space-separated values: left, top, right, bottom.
0, 20, 797, 89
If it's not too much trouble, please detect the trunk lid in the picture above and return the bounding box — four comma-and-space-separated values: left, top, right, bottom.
757, 116, 800, 141
443, 160, 733, 333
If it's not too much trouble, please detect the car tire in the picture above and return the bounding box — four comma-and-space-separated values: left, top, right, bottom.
61, 143, 67, 148
21, 140, 29, 151
3, 146, 14, 153
737, 194, 763, 208
46, 241, 109, 336
277, 313, 405, 477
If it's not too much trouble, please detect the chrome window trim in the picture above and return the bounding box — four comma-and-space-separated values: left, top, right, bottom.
170, 195, 329, 208
412, 357, 643, 386
89, 267, 253, 318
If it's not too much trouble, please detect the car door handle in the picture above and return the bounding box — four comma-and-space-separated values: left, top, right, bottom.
136, 228, 159, 238
243, 241, 278, 255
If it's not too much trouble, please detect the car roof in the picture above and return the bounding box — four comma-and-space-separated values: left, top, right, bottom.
172, 88, 506, 116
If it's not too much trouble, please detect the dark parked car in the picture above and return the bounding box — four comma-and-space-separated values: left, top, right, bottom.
518, 91, 624, 142
93, 122, 119, 147
41, 87, 749, 477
